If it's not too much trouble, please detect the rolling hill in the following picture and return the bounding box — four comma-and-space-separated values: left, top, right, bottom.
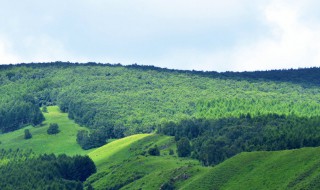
1, 63, 320, 189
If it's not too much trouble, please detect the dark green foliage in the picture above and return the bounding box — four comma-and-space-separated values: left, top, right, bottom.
77, 130, 107, 150
148, 145, 160, 156
42, 105, 48, 113
160, 181, 175, 190
24, 129, 32, 139
169, 149, 174, 155
0, 149, 96, 189
0, 96, 44, 133
176, 137, 191, 157
86, 184, 94, 190
47, 123, 60, 134
2, 62, 320, 137
159, 115, 320, 165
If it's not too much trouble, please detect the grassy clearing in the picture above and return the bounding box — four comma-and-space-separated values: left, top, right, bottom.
0, 106, 91, 155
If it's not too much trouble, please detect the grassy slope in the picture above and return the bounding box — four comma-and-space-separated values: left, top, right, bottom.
87, 134, 320, 190
89, 133, 151, 170
1, 105, 320, 189
180, 147, 320, 190
87, 134, 206, 190
0, 106, 90, 155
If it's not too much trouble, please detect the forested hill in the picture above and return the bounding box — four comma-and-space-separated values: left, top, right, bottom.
1, 62, 320, 137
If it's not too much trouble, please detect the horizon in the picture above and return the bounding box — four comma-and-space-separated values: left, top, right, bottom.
1, 1, 320, 71
1, 61, 319, 73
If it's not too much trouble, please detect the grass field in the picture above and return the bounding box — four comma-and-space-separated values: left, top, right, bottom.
180, 147, 320, 190
0, 106, 91, 155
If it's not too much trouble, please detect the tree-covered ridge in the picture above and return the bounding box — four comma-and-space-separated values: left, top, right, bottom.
158, 114, 320, 165
1, 62, 320, 136
0, 149, 96, 190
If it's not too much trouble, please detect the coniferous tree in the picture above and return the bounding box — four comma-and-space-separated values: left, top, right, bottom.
177, 137, 191, 157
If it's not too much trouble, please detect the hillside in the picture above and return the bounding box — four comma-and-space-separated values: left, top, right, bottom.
1, 63, 320, 189
181, 147, 320, 190
86, 134, 206, 190
85, 133, 320, 190
1, 63, 320, 136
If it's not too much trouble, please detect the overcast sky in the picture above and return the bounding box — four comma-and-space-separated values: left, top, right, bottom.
1, 0, 320, 71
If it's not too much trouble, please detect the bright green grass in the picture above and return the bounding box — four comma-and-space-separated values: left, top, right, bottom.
88, 133, 151, 170
86, 134, 204, 190
180, 147, 320, 190
87, 133, 320, 190
0, 106, 91, 155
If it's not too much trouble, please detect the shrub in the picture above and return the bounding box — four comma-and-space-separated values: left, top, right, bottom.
42, 106, 48, 113
24, 129, 32, 139
47, 123, 60, 135
148, 145, 160, 156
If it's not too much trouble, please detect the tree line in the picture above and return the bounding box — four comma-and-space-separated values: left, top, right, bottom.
0, 149, 96, 189
158, 114, 320, 165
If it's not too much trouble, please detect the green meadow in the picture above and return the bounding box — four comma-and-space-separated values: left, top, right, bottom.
0, 106, 91, 155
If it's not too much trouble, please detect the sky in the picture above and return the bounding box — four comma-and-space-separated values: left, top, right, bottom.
1, 0, 320, 71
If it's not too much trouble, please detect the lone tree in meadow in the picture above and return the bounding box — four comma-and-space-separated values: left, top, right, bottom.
47, 123, 60, 135
24, 129, 32, 139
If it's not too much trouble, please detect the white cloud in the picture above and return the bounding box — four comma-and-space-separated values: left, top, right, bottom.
0, 37, 21, 64
228, 0, 320, 71
1, 0, 320, 71
154, 0, 320, 72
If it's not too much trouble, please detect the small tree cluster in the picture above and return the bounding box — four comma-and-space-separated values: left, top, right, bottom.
77, 130, 107, 150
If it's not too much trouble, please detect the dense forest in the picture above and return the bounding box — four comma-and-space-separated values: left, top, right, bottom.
1, 62, 320, 149
0, 149, 96, 189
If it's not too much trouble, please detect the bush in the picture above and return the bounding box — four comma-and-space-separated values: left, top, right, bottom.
148, 145, 160, 156
24, 129, 32, 139
47, 123, 60, 135
160, 180, 175, 190
42, 106, 48, 113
